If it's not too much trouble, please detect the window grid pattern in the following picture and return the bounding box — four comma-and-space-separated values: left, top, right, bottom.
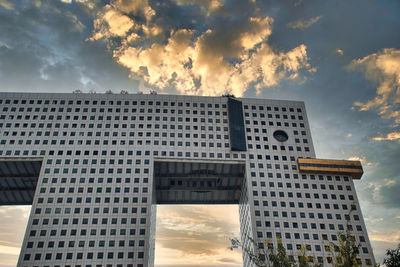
0, 93, 374, 267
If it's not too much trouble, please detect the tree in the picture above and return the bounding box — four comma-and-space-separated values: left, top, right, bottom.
297, 245, 321, 267
329, 207, 361, 267
329, 230, 360, 267
229, 208, 363, 267
243, 237, 296, 267
229, 237, 321, 267
383, 244, 400, 267
268, 240, 296, 267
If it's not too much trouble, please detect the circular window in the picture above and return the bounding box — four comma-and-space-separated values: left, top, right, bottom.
273, 130, 289, 142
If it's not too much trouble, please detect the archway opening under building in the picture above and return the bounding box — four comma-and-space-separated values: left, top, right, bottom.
154, 205, 243, 267
153, 160, 246, 266
0, 157, 42, 205
153, 160, 246, 205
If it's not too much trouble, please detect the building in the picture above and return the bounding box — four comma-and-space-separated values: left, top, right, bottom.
0, 92, 375, 266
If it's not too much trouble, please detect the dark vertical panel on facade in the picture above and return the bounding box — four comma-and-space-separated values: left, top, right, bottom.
228, 98, 246, 151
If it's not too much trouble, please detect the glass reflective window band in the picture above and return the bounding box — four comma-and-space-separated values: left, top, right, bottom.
228, 98, 246, 151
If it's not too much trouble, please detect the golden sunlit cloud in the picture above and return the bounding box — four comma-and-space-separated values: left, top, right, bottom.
336, 48, 344, 55
368, 231, 400, 244
0, 0, 13, 10
0, 206, 30, 266
372, 132, 400, 142
347, 156, 374, 166
64, 11, 85, 32
89, 0, 312, 96
0, 244, 20, 256
155, 205, 242, 266
287, 15, 322, 30
348, 48, 400, 124
89, 5, 135, 40
347, 156, 362, 161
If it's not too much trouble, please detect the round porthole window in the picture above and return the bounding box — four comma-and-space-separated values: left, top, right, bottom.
273, 130, 288, 142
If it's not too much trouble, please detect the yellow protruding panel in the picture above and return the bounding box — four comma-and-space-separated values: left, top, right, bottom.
297, 158, 363, 179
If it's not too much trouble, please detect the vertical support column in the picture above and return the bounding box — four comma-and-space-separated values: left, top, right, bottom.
146, 161, 157, 267
238, 173, 256, 267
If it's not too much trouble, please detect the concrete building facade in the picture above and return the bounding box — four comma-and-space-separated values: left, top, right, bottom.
0, 92, 375, 266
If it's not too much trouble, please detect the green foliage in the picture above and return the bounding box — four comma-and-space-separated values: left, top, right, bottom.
318, 205, 361, 267
329, 208, 361, 267
329, 230, 360, 267
297, 246, 322, 267
230, 212, 398, 267
268, 239, 295, 267
229, 210, 371, 267
244, 237, 296, 267
383, 244, 400, 267
230, 237, 322, 267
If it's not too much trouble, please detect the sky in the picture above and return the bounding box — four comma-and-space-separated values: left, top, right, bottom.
0, 0, 399, 266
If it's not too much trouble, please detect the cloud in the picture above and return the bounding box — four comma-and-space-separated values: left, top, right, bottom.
336, 48, 344, 55
363, 176, 400, 209
0, 1, 140, 94
0, 206, 30, 267
155, 205, 242, 266
114, 0, 155, 20
369, 230, 400, 243
0, 245, 20, 256
88, 0, 158, 41
379, 181, 400, 209
172, 0, 223, 15
89, 0, 312, 96
348, 48, 400, 124
347, 155, 374, 166
287, 15, 322, 30
0, 0, 13, 10
372, 132, 400, 142
89, 5, 135, 40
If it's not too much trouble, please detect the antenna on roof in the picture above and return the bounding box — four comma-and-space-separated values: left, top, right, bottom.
222, 93, 235, 98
